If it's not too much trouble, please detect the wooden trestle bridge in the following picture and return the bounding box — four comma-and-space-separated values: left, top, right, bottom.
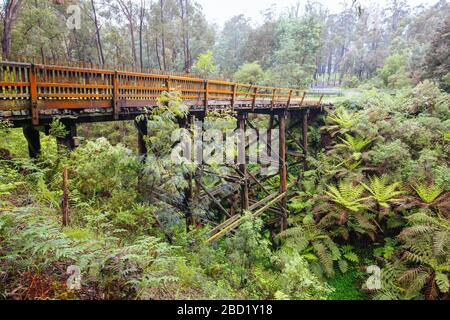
0, 60, 330, 241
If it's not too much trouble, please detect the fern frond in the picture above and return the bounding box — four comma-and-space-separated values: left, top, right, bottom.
413, 183, 444, 204
325, 181, 368, 212
312, 242, 334, 277
435, 272, 449, 293
361, 175, 404, 208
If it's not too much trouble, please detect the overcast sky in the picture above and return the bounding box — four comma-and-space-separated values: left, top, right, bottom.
196, 0, 440, 26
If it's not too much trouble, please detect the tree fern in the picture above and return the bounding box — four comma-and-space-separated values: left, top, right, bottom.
278, 223, 354, 278
335, 133, 373, 155
413, 183, 444, 204
315, 181, 376, 239
361, 176, 404, 209
394, 211, 450, 299
322, 107, 358, 137
325, 181, 368, 213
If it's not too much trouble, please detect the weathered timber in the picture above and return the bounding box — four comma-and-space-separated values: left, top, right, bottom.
279, 111, 288, 232
135, 117, 148, 158
0, 61, 328, 127
22, 126, 41, 158
237, 113, 249, 212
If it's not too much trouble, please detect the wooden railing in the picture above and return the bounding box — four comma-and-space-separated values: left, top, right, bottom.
0, 61, 323, 125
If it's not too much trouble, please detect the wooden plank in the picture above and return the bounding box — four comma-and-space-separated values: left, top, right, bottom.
231, 84, 237, 112
279, 111, 288, 231
206, 191, 287, 243
204, 80, 209, 113
113, 70, 119, 120
41, 100, 111, 109
238, 114, 249, 211
252, 87, 258, 110
29, 65, 38, 125
248, 191, 280, 211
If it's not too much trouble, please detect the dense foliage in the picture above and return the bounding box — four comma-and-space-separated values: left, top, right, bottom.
1, 80, 448, 300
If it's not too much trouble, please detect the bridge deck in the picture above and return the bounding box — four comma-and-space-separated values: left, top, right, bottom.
0, 61, 325, 126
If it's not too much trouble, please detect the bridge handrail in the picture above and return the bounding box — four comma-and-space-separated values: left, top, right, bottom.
0, 60, 324, 125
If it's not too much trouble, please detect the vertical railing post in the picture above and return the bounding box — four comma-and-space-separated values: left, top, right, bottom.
56, 120, 78, 152
251, 86, 258, 111
318, 94, 324, 106
135, 117, 148, 159
300, 91, 306, 106
267, 115, 274, 158
204, 80, 209, 114
166, 76, 171, 93
279, 111, 288, 232
271, 88, 277, 110
231, 83, 237, 112
181, 116, 194, 231
23, 126, 41, 158
113, 70, 119, 120
29, 64, 39, 125
287, 89, 293, 108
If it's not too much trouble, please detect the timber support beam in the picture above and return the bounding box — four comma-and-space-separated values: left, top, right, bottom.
135, 117, 148, 159
180, 116, 195, 230
23, 126, 41, 158
278, 111, 288, 232
237, 113, 249, 212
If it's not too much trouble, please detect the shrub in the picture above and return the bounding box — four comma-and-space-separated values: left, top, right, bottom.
234, 62, 265, 84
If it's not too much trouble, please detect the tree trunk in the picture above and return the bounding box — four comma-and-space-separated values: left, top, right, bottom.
91, 0, 105, 66
130, 22, 137, 67
160, 0, 166, 70
1, 0, 22, 60
117, 0, 137, 67
179, 0, 191, 73
155, 37, 162, 70
138, 0, 145, 70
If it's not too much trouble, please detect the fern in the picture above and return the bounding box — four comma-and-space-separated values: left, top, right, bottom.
413, 183, 444, 204
279, 223, 347, 278
435, 272, 449, 293
370, 262, 405, 300
393, 211, 450, 299
325, 181, 368, 212
336, 133, 373, 153
322, 107, 358, 137
361, 176, 404, 209
0, 208, 181, 299
341, 245, 359, 264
